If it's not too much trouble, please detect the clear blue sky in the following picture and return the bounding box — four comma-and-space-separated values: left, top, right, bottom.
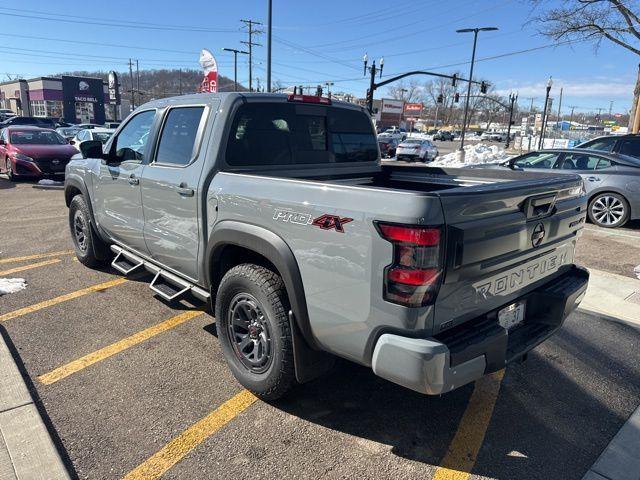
0, 0, 636, 114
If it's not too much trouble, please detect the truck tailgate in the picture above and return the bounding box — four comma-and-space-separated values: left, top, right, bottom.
434, 173, 587, 333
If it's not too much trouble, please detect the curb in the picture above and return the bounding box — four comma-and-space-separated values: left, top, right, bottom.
582, 405, 640, 480
0, 327, 71, 480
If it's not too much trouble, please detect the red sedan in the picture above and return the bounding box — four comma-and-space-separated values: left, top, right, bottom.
0, 126, 78, 181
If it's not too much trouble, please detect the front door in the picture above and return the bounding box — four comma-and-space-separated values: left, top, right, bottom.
140, 105, 211, 281
93, 109, 156, 255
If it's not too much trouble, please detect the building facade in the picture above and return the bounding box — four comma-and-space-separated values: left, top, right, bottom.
0, 75, 122, 123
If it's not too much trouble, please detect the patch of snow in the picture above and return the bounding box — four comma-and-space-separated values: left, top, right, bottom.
430, 143, 513, 168
635, 265, 640, 280
0, 278, 27, 295
37, 179, 64, 186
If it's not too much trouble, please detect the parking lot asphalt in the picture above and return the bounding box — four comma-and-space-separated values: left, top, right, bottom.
1, 180, 640, 480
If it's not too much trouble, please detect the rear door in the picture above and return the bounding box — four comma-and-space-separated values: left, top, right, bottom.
434, 174, 586, 332
553, 152, 611, 194
140, 104, 212, 281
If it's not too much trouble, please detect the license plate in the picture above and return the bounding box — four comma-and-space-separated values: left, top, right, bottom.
498, 301, 526, 330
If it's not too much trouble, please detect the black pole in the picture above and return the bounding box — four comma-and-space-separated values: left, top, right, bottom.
505, 94, 516, 148
267, 0, 272, 92
128, 58, 135, 110
538, 84, 551, 149
460, 30, 478, 151
233, 51, 238, 91
367, 61, 376, 114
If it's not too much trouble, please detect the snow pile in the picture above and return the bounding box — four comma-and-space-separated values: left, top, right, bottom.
635, 265, 640, 280
37, 179, 64, 186
431, 143, 513, 168
0, 278, 27, 295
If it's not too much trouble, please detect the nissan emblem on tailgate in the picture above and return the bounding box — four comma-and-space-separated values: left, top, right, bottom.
531, 222, 545, 248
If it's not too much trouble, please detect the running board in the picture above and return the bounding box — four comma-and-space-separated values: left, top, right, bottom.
149, 270, 191, 302
111, 250, 144, 275
109, 245, 210, 303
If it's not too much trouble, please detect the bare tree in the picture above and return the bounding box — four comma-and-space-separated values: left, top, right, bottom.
529, 0, 640, 128
386, 79, 424, 102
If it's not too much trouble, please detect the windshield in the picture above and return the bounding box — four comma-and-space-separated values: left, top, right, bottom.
93, 132, 113, 143
402, 140, 422, 144
10, 130, 66, 145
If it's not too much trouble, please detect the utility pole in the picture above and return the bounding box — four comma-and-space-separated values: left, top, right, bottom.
223, 48, 249, 91
363, 53, 384, 114
267, 0, 272, 92
241, 19, 263, 92
609, 100, 613, 118
505, 92, 518, 149
136, 60, 140, 101
128, 58, 135, 110
538, 77, 552, 149
178, 68, 182, 95
556, 87, 563, 125
568, 106, 577, 127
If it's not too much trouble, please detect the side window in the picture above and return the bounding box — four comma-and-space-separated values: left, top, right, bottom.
596, 158, 612, 169
77, 130, 87, 141
154, 107, 205, 166
513, 152, 559, 169
580, 137, 616, 152
557, 154, 601, 170
113, 110, 155, 162
619, 138, 640, 158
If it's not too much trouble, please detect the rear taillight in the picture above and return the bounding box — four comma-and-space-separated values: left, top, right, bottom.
377, 223, 443, 307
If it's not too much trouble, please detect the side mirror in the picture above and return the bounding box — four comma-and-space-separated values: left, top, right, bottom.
69, 139, 75, 145
80, 140, 104, 159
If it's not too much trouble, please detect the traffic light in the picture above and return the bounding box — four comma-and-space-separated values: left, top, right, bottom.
437, 94, 444, 104
480, 81, 488, 94
454, 92, 460, 103
451, 74, 457, 87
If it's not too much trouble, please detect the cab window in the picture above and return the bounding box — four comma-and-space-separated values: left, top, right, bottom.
154, 107, 205, 166
618, 138, 640, 158
579, 137, 616, 152
113, 110, 155, 163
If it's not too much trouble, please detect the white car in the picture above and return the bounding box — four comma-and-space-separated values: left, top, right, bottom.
480, 131, 507, 142
396, 139, 439, 162
70, 127, 115, 149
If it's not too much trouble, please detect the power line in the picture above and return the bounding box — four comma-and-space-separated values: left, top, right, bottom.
241, 19, 263, 92
0, 7, 238, 32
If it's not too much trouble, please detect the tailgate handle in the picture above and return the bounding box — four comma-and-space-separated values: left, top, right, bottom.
524, 194, 556, 220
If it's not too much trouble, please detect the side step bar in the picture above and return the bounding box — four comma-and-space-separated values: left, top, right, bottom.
110, 245, 210, 303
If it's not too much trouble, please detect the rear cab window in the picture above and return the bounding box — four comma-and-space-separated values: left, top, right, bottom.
225, 101, 377, 167
618, 137, 640, 158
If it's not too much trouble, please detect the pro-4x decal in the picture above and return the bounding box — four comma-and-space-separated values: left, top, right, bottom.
312, 214, 353, 233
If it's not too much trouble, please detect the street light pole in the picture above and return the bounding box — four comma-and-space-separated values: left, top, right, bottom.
363, 53, 384, 115
223, 48, 249, 92
538, 76, 553, 149
456, 26, 498, 162
505, 92, 518, 149
267, 0, 272, 92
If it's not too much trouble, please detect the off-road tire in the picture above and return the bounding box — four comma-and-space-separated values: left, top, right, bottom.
216, 264, 296, 400
69, 195, 109, 267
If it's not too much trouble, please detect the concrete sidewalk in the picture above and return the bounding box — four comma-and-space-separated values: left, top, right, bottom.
578, 268, 640, 329
580, 267, 640, 480
0, 328, 70, 480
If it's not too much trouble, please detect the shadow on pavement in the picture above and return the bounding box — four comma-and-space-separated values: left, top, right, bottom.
274, 312, 640, 480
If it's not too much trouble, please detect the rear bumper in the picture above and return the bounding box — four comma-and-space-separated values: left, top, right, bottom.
371, 265, 589, 395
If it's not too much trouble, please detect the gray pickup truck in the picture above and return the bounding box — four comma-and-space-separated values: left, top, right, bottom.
65, 92, 589, 400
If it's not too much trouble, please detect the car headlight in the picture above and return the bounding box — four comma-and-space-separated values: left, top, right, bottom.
14, 153, 35, 163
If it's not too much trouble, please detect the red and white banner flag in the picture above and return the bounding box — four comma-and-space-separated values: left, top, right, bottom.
199, 48, 218, 93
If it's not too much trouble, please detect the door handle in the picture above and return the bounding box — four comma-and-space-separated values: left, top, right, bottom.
586, 176, 600, 182
128, 174, 139, 185
177, 183, 194, 197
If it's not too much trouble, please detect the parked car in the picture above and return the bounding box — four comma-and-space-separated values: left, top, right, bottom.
0, 126, 77, 181
502, 149, 640, 228
56, 126, 81, 141
480, 131, 507, 142
396, 139, 438, 162
70, 127, 115, 148
577, 134, 640, 159
0, 108, 15, 121
433, 131, 454, 141
104, 122, 121, 129
65, 92, 588, 400
378, 137, 398, 158
0, 116, 56, 129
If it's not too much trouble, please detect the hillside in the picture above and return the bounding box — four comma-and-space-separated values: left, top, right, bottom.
59, 68, 246, 101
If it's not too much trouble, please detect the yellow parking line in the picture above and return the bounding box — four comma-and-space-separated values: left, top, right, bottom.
432, 370, 505, 480
123, 390, 257, 480
38, 310, 203, 385
0, 250, 74, 265
0, 258, 62, 276
0, 277, 127, 323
